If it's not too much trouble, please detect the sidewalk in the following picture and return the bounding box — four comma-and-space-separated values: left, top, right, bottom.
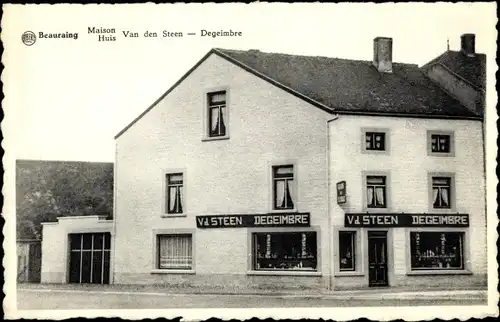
17, 282, 488, 300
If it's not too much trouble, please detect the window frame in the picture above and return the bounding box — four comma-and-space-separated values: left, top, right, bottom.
156, 234, 193, 270
151, 229, 196, 274
361, 128, 390, 155
338, 231, 356, 272
362, 171, 390, 212
427, 130, 455, 157
272, 164, 297, 211
202, 88, 230, 141
162, 169, 187, 217
246, 227, 321, 276
405, 228, 470, 275
428, 172, 456, 212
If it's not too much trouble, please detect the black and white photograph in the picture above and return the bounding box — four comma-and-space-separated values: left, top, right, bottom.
2, 2, 498, 320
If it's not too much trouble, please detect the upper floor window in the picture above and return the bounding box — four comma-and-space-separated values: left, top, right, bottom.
427, 131, 454, 156
366, 176, 386, 208
166, 173, 183, 214
365, 132, 386, 151
432, 177, 451, 209
272, 165, 295, 210
431, 134, 450, 153
207, 91, 227, 137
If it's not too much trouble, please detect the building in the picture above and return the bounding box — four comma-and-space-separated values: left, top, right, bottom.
41, 34, 487, 291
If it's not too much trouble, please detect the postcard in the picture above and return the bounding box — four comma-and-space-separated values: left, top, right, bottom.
2, 2, 498, 320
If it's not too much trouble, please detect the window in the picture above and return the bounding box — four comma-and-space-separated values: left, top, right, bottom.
157, 235, 193, 270
253, 232, 317, 271
431, 134, 451, 153
339, 231, 356, 271
427, 131, 454, 156
272, 165, 295, 210
366, 176, 386, 208
432, 177, 451, 209
166, 173, 183, 214
365, 132, 386, 151
207, 91, 227, 137
410, 232, 464, 270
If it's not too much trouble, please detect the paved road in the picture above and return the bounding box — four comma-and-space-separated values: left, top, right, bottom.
17, 289, 486, 310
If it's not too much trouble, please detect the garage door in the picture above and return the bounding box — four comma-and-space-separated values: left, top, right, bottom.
68, 233, 111, 284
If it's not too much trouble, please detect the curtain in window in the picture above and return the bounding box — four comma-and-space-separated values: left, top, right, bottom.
439, 137, 447, 151
159, 235, 192, 269
176, 186, 183, 213
375, 187, 385, 206
211, 108, 219, 133
367, 186, 374, 206
433, 187, 439, 205
168, 186, 183, 213
276, 180, 285, 208
219, 107, 226, 134
169, 187, 177, 212
285, 180, 294, 208
441, 188, 449, 206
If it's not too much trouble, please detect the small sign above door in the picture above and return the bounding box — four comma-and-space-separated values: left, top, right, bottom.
336, 181, 347, 205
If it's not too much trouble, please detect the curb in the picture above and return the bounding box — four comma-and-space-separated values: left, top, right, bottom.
18, 287, 488, 301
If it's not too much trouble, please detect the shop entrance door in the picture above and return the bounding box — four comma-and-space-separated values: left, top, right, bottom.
68, 233, 111, 284
368, 231, 388, 287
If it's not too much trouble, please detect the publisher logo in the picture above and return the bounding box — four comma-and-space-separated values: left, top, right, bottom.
22, 31, 36, 46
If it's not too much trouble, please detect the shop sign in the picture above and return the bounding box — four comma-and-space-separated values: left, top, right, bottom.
336, 181, 347, 204
344, 213, 469, 228
196, 213, 311, 228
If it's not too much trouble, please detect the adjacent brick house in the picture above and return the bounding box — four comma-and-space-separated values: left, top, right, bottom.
41, 34, 487, 291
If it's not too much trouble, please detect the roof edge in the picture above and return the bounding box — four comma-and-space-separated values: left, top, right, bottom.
334, 110, 483, 121
114, 49, 218, 139
213, 49, 335, 114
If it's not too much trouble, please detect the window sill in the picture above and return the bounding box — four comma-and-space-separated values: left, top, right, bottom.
202, 136, 230, 142
334, 271, 365, 277
269, 209, 298, 214
246, 270, 321, 277
362, 150, 390, 155
362, 208, 390, 213
427, 208, 458, 214
406, 269, 472, 276
161, 214, 187, 218
428, 152, 455, 158
151, 269, 196, 275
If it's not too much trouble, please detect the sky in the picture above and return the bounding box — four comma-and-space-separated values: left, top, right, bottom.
4, 2, 497, 162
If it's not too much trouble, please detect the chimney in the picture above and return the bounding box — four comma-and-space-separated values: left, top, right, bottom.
460, 34, 475, 57
373, 37, 393, 73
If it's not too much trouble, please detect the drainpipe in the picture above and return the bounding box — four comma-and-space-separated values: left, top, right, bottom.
111, 143, 118, 284
326, 115, 340, 292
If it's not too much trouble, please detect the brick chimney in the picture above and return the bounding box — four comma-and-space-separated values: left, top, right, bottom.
460, 34, 475, 57
373, 37, 393, 73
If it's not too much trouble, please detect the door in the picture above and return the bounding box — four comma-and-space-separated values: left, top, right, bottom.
68, 233, 111, 284
368, 231, 388, 287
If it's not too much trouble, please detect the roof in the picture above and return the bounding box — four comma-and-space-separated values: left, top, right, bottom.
115, 47, 481, 139
422, 50, 486, 90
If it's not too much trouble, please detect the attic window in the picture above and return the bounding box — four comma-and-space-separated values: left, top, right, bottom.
207, 91, 227, 138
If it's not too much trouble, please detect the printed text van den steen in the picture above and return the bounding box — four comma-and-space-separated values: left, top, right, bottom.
88, 27, 242, 42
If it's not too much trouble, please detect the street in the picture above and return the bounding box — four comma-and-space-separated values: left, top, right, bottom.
17, 288, 487, 310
